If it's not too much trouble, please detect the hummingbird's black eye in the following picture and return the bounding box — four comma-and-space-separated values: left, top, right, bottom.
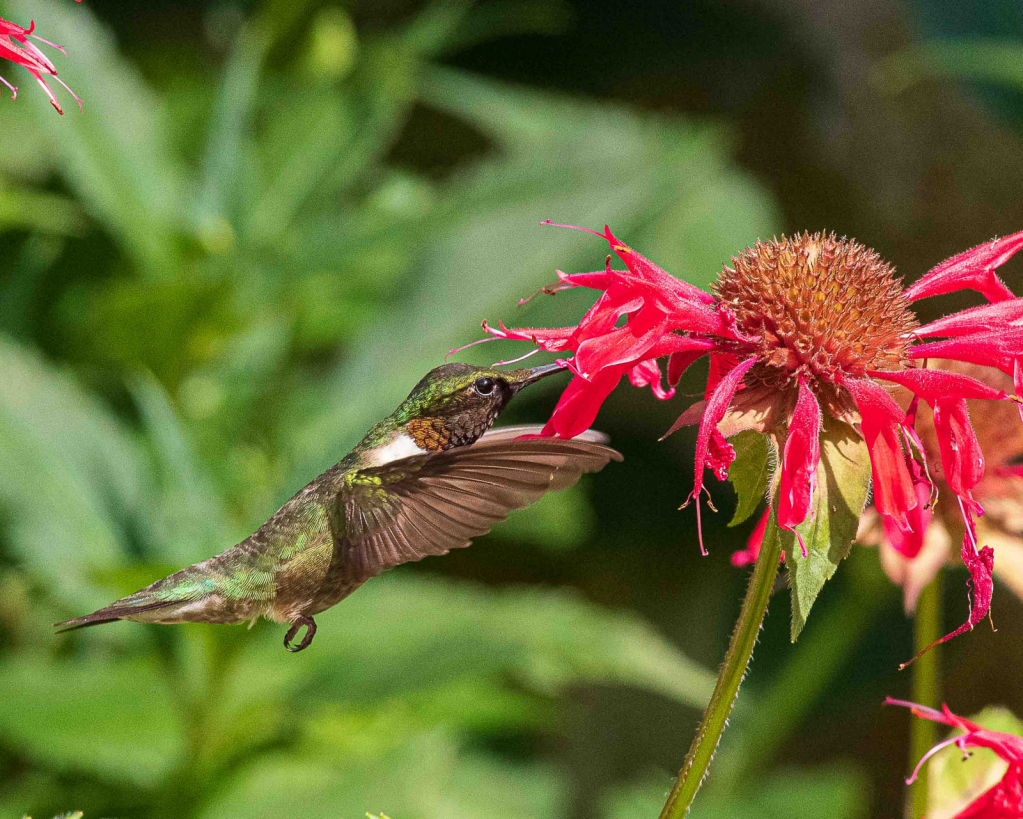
473, 377, 497, 396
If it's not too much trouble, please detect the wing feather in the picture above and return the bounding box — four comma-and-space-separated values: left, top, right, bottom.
340, 426, 621, 582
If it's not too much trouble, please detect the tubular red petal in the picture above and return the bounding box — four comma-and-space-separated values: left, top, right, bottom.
601, 225, 717, 305
542, 368, 623, 439
914, 297, 1023, 338
574, 309, 667, 376
667, 346, 712, 386
706, 352, 741, 394
869, 368, 1007, 402
880, 458, 932, 559
483, 320, 577, 352
777, 379, 822, 549
908, 328, 1023, 375
846, 378, 918, 532
688, 356, 759, 553
1015, 359, 1023, 424
666, 300, 735, 336
906, 230, 1023, 303
932, 398, 985, 506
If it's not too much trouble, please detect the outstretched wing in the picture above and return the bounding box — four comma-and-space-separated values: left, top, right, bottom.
340, 425, 621, 583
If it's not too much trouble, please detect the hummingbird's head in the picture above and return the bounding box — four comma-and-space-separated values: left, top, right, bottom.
393, 362, 565, 451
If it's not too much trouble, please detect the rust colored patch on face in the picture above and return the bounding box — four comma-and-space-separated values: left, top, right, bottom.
407, 417, 452, 452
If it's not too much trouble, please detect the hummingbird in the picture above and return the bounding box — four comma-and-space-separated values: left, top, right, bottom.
55, 362, 621, 652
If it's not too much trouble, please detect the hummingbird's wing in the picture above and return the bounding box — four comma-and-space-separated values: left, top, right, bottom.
339, 426, 621, 583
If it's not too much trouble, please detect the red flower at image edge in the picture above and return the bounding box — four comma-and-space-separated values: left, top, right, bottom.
889, 698, 1023, 818
473, 222, 1023, 651
0, 15, 80, 114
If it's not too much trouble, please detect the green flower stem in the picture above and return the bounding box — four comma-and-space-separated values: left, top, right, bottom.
717, 551, 896, 787
908, 573, 942, 819
659, 516, 783, 819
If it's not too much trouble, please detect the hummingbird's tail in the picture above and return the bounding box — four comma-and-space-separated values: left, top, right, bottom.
54, 557, 261, 633
53, 597, 183, 632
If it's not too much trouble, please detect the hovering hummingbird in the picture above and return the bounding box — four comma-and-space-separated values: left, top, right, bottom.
55, 362, 621, 652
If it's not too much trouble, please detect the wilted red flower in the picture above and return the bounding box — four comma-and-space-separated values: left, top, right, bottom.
859, 362, 1023, 614
888, 698, 1023, 818
0, 15, 80, 114
475, 223, 1023, 649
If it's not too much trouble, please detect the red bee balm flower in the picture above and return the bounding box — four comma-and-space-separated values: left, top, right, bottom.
888, 698, 1023, 818
0, 16, 80, 114
477, 223, 1023, 645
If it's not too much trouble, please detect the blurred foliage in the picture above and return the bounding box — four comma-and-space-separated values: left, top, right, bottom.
7, 0, 1023, 817
0, 0, 789, 816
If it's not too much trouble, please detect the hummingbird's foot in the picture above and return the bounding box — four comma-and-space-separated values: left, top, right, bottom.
284, 616, 316, 653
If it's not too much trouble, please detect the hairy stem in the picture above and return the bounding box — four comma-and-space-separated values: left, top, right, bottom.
908, 573, 941, 819
658, 515, 783, 819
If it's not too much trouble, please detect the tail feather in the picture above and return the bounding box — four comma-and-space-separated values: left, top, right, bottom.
54, 598, 182, 632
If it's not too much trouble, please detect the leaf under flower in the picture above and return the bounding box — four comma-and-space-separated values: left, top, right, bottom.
783, 417, 872, 641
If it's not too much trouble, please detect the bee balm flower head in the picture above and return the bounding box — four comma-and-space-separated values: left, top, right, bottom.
474, 223, 1023, 649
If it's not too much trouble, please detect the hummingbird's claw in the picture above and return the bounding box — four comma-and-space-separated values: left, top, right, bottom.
284, 616, 316, 653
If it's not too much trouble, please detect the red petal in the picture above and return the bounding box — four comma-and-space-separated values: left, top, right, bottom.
574, 308, 667, 375
914, 297, 1023, 338
628, 358, 675, 400
706, 352, 741, 394
706, 430, 735, 481
909, 328, 1023, 376
880, 458, 932, 560
667, 348, 708, 386
484, 320, 577, 352
932, 398, 985, 507
777, 378, 822, 550
905, 231, 1023, 304
731, 507, 770, 568
542, 369, 623, 439
689, 356, 759, 554
930, 538, 995, 653
845, 379, 918, 532
870, 368, 1007, 402
600, 225, 716, 305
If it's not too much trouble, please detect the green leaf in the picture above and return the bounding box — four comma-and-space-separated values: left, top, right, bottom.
782, 418, 872, 641
726, 430, 770, 527
129, 372, 232, 565
0, 658, 185, 788
196, 731, 565, 819
0, 337, 147, 610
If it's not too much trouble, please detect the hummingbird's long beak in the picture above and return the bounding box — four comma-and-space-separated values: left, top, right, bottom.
511, 362, 566, 392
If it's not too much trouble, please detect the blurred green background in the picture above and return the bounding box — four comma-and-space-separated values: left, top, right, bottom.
2, 0, 1023, 817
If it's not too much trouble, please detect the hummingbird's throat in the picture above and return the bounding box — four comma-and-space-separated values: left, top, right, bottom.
407, 417, 453, 451
406, 410, 498, 452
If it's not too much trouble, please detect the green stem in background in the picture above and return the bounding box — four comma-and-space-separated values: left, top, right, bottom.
907, 573, 942, 819
658, 516, 783, 819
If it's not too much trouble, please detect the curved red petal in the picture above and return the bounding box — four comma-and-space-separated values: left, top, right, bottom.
914, 297, 1023, 338
906, 231, 1023, 303
870, 368, 1007, 402
846, 378, 918, 531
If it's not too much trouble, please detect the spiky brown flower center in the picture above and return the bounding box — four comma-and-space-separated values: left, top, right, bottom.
714, 232, 918, 399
